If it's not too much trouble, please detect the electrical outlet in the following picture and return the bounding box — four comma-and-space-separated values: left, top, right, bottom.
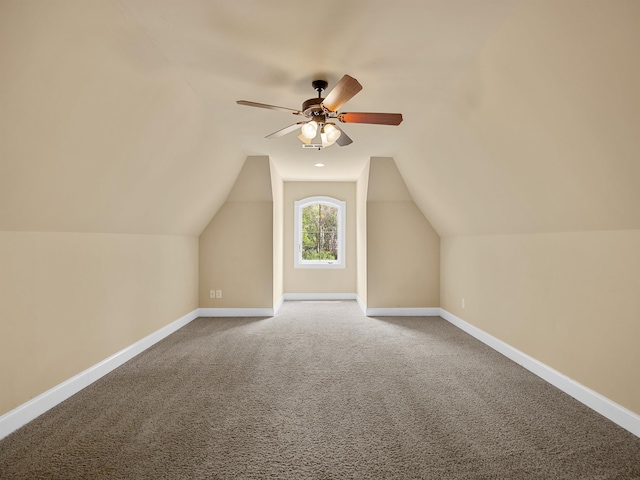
461, 298, 466, 309
209, 290, 215, 299
215, 290, 222, 299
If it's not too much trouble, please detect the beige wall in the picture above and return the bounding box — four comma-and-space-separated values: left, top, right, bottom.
356, 163, 370, 305
270, 161, 284, 306
284, 182, 357, 294
0, 231, 198, 416
199, 157, 273, 308
441, 231, 640, 415
396, 0, 640, 418
366, 158, 440, 308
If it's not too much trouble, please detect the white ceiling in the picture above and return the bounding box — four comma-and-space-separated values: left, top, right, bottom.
119, 0, 520, 181
3, 0, 638, 237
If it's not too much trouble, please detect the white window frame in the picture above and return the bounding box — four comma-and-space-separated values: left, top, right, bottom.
294, 196, 346, 269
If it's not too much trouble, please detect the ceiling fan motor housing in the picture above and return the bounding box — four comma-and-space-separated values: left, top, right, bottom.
302, 98, 326, 119
302, 79, 330, 119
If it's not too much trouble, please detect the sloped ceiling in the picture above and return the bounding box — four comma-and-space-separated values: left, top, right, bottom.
398, 0, 640, 236
0, 0, 245, 235
1, 0, 638, 237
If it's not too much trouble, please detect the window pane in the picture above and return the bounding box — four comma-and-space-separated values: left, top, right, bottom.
301, 203, 338, 261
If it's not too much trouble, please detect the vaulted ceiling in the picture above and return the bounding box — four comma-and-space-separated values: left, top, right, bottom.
1, 0, 638, 237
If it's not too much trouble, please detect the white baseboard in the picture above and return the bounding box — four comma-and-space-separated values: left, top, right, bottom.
366, 307, 440, 317
439, 309, 640, 439
281, 295, 438, 317
0, 308, 200, 441
274, 296, 285, 314
198, 307, 274, 317
279, 293, 372, 314
282, 293, 358, 301
4, 306, 637, 441
356, 295, 366, 314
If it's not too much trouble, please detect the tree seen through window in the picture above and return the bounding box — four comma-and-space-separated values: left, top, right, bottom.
301, 203, 338, 261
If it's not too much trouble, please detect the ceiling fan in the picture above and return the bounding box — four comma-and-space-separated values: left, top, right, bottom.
237, 74, 403, 149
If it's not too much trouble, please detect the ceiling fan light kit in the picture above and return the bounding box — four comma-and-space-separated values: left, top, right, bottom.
237, 74, 403, 149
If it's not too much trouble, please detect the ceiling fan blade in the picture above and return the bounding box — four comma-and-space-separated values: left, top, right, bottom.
338, 112, 403, 126
237, 100, 301, 115
265, 122, 305, 139
322, 75, 363, 112
334, 125, 353, 146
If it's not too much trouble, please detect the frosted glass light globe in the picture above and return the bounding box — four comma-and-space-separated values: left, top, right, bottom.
301, 121, 318, 140
323, 123, 341, 143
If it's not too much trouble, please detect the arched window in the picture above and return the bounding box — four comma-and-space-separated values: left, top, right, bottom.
294, 196, 346, 269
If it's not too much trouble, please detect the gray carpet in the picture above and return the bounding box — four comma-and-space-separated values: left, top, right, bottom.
1, 300, 639, 479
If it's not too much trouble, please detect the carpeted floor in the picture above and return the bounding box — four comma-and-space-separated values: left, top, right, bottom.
1, 300, 639, 479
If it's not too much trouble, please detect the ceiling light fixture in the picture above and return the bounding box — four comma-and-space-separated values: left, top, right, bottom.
297, 81, 342, 149
314, 163, 325, 167
237, 74, 403, 149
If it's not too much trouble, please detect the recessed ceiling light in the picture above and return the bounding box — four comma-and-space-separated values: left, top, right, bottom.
314, 163, 325, 167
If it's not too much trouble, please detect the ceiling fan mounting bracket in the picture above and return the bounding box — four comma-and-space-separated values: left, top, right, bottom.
311, 80, 328, 93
